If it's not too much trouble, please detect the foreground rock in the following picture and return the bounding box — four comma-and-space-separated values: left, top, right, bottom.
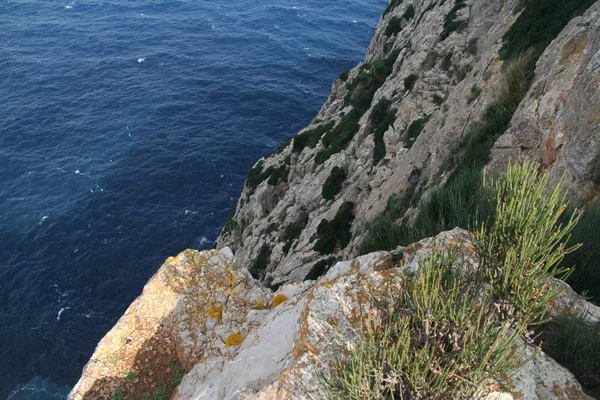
69, 229, 594, 400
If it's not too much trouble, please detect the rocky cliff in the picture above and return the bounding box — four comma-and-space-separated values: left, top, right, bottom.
70, 0, 600, 399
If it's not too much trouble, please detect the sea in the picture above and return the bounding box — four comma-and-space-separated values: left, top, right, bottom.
0, 0, 384, 398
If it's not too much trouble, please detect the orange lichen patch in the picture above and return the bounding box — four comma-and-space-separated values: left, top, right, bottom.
227, 272, 237, 286
206, 305, 223, 321
356, 291, 370, 305
224, 332, 244, 347
326, 316, 339, 327
272, 294, 288, 308
254, 300, 265, 310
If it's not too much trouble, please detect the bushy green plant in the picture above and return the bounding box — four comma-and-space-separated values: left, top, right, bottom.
326, 253, 526, 399
440, 0, 467, 40
315, 109, 362, 165
330, 163, 581, 399
478, 162, 580, 325
304, 257, 338, 281
339, 70, 350, 82
293, 122, 334, 154
371, 99, 396, 164
401, 4, 415, 21
322, 166, 347, 200
281, 213, 309, 255
385, 17, 403, 37
314, 201, 355, 254
405, 115, 429, 148
246, 160, 265, 192
432, 94, 445, 105
403, 73, 418, 91
249, 245, 271, 280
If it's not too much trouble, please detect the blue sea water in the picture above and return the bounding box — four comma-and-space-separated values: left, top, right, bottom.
0, 0, 384, 398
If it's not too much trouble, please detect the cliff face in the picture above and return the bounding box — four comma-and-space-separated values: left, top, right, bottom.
215, 0, 600, 287
70, 0, 600, 399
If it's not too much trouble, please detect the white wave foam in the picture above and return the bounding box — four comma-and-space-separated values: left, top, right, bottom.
137, 57, 146, 63
56, 307, 70, 321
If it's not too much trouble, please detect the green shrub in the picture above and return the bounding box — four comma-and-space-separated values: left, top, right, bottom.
440, 0, 467, 40
405, 116, 429, 148
112, 387, 125, 400
371, 99, 396, 164
500, 0, 596, 61
326, 252, 526, 399
403, 73, 418, 91
314, 201, 355, 254
539, 313, 600, 390
281, 213, 309, 255
304, 257, 339, 281
385, 17, 403, 37
293, 122, 334, 154
478, 162, 580, 325
339, 70, 349, 82
222, 211, 238, 236
432, 94, 445, 105
402, 4, 415, 20
249, 245, 272, 280
562, 200, 600, 303
315, 109, 362, 165
322, 166, 347, 200
330, 163, 580, 399
467, 85, 482, 104
383, 0, 403, 16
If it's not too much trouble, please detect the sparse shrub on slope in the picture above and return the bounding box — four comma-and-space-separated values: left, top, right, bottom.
314, 201, 355, 254
322, 166, 347, 201
329, 163, 581, 399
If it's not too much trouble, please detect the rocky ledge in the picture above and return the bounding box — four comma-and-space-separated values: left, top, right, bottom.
68, 229, 599, 400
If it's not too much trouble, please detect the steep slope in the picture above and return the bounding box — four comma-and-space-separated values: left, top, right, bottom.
216, 0, 600, 287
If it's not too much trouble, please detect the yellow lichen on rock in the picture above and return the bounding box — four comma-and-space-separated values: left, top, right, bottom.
206, 305, 223, 321
224, 332, 244, 347
272, 294, 288, 308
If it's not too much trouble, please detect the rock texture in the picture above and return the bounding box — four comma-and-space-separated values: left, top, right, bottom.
216, 0, 600, 286
69, 230, 594, 399
489, 3, 600, 202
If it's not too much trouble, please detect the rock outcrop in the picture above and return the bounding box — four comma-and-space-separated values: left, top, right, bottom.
69, 229, 597, 399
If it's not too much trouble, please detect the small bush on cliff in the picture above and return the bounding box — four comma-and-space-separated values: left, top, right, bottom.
371, 99, 396, 165
329, 163, 580, 399
385, 17, 403, 37
304, 256, 339, 281
293, 122, 334, 154
315, 109, 362, 165
281, 213, 309, 255
402, 4, 415, 21
249, 245, 271, 280
314, 201, 355, 254
403, 73, 418, 91
322, 166, 347, 200
440, 0, 467, 40
405, 115, 429, 148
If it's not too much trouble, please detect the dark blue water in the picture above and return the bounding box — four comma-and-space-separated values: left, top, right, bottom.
0, 0, 384, 398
